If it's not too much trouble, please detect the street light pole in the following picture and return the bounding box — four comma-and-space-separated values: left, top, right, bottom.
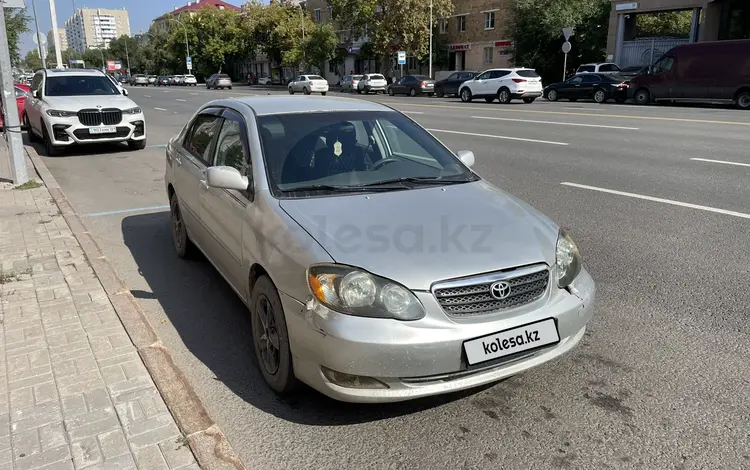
124, 37, 131, 75
429, 0, 433, 78
48, 0, 64, 68
0, 6, 28, 184
30, 0, 47, 68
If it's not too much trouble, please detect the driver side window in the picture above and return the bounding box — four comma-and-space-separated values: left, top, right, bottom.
567, 76, 583, 85
654, 57, 675, 73
475, 71, 491, 80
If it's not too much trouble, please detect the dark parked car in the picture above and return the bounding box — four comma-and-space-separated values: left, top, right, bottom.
157, 76, 171, 86
387, 75, 436, 97
629, 39, 750, 109
434, 71, 478, 97
544, 73, 629, 103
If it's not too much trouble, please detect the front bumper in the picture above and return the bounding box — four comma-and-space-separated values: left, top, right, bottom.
285, 268, 595, 403
45, 113, 147, 146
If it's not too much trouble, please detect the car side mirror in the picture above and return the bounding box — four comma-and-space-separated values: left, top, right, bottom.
457, 150, 475, 168
33, 90, 41, 99
122, 89, 129, 96
206, 166, 250, 191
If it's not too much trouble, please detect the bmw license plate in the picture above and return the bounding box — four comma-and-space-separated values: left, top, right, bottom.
89, 126, 116, 134
463, 318, 559, 365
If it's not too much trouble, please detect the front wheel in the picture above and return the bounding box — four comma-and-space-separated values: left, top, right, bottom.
228, 86, 232, 90
435, 87, 444, 98
42, 124, 62, 157
251, 276, 297, 395
321, 91, 327, 96
409, 88, 417, 97
523, 97, 536, 104
304, 87, 311, 95
388, 88, 394, 96
460, 88, 472, 102
288, 87, 294, 94
736, 91, 750, 110
593, 89, 607, 103
546, 89, 558, 101
634, 88, 651, 105
128, 139, 147, 150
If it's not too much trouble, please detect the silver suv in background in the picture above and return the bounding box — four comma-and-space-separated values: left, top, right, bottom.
576, 63, 621, 74
206, 74, 232, 89
358, 73, 388, 94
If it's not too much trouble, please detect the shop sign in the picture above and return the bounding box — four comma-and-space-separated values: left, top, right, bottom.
448, 43, 471, 52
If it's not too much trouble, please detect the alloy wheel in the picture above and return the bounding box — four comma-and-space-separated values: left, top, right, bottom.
547, 90, 558, 101
594, 90, 606, 103
171, 198, 184, 252
254, 295, 280, 375
738, 93, 750, 110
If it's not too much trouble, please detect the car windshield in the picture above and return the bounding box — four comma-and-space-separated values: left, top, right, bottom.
353, 75, 363, 79
217, 74, 229, 79
516, 70, 540, 78
369, 74, 385, 80
45, 76, 119, 96
185, 75, 196, 78
578, 66, 595, 72
257, 111, 477, 198
307, 75, 325, 80
414, 75, 430, 81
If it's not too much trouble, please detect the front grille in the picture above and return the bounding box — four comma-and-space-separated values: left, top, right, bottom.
433, 265, 549, 316
73, 127, 130, 140
77, 108, 123, 126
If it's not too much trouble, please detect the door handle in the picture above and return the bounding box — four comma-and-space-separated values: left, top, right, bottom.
174, 155, 183, 166
200, 179, 209, 190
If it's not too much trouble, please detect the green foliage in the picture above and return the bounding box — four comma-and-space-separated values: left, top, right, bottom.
22, 50, 42, 70
329, 0, 453, 73
5, 8, 30, 65
420, 25, 448, 71
243, 1, 315, 69
635, 11, 693, 38
302, 23, 340, 74
107, 36, 140, 72
509, 0, 610, 82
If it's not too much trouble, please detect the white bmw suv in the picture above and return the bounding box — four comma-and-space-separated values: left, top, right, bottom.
459, 68, 543, 104
24, 68, 147, 156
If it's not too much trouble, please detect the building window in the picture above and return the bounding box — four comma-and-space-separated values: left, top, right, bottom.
483, 47, 493, 64
439, 18, 448, 34
328, 6, 333, 20
485, 12, 495, 30
329, 61, 335, 73
314, 9, 321, 22
457, 15, 466, 32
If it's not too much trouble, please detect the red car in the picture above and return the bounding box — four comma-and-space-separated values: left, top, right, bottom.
0, 83, 31, 129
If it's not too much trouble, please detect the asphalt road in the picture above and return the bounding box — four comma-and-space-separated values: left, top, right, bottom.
30, 84, 750, 470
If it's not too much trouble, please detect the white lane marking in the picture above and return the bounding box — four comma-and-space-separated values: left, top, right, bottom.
427, 128, 568, 146
560, 182, 750, 220
143, 95, 151, 98
154, 107, 168, 111
190, 92, 199, 95
562, 107, 606, 111
470, 115, 639, 130
176, 99, 187, 102
690, 158, 750, 168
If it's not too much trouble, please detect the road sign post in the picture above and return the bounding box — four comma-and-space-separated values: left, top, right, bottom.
0, 4, 28, 184
186, 56, 192, 71
562, 28, 574, 81
397, 51, 406, 79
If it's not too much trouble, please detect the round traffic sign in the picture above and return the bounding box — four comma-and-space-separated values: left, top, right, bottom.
562, 41, 572, 54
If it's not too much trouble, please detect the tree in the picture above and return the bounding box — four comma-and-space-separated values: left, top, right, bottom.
4, 8, 30, 65
288, 23, 339, 73
508, 0, 610, 82
636, 11, 693, 38
328, 0, 453, 74
242, 1, 315, 70
48, 46, 73, 67
22, 50, 43, 71
108, 35, 141, 73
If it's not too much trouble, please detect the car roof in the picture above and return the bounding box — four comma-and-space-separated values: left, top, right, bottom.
485, 67, 535, 71
213, 96, 395, 117
42, 68, 105, 77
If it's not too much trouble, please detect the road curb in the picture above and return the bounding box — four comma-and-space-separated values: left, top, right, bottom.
25, 145, 246, 470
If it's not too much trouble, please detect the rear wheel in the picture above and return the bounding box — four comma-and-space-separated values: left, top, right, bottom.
593, 89, 607, 103
169, 192, 195, 259
634, 88, 651, 105
547, 89, 558, 101
736, 90, 750, 110
436, 87, 444, 98
388, 88, 394, 96
409, 88, 417, 97
251, 276, 297, 395
497, 88, 511, 104
460, 88, 472, 102
523, 97, 536, 104
288, 87, 294, 94
128, 139, 146, 150
321, 91, 327, 96
304, 87, 310, 95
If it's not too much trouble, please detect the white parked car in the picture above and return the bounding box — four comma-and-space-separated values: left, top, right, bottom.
183, 74, 198, 86
288, 75, 329, 95
357, 73, 388, 94
173, 75, 185, 85
24, 68, 147, 156
576, 63, 621, 74
257, 76, 273, 85
459, 68, 543, 104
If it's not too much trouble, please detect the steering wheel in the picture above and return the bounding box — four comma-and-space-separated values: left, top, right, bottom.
371, 157, 400, 170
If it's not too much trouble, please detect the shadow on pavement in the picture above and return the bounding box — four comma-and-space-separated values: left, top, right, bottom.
122, 211, 490, 426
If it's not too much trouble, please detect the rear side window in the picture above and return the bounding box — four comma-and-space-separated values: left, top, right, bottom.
578, 65, 595, 73
308, 75, 325, 80
184, 114, 222, 165
218, 74, 230, 78
489, 70, 510, 79
516, 70, 540, 78
581, 75, 600, 83
599, 64, 620, 72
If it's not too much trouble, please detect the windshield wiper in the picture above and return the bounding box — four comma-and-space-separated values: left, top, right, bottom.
280, 184, 400, 193
356, 176, 469, 187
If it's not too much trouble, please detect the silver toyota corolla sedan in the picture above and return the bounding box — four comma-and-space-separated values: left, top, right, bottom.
164, 96, 596, 403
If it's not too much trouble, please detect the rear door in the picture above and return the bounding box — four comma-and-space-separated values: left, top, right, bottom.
200, 108, 254, 291
174, 108, 223, 247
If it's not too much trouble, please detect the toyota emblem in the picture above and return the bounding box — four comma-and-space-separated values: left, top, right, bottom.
490, 281, 511, 300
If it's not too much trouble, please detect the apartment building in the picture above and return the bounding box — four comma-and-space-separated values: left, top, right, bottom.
152, 0, 241, 34
47, 28, 68, 52
65, 8, 131, 53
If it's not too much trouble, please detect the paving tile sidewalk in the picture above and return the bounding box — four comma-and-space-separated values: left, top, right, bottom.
0, 147, 199, 469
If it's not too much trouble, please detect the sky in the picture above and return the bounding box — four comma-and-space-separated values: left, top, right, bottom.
18, 0, 243, 56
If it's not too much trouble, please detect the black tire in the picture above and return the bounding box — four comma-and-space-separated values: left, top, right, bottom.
435, 87, 444, 98
497, 88, 511, 104
128, 139, 147, 150
288, 87, 294, 94
523, 97, 536, 104
23, 114, 37, 141
484, 97, 494, 103
304, 87, 311, 95
593, 89, 607, 103
321, 91, 327, 96
546, 89, 558, 101
358, 89, 362, 94
42, 124, 61, 156
251, 276, 297, 395
634, 88, 651, 105
736, 90, 750, 110
388, 88, 394, 96
169, 192, 195, 259
228, 86, 232, 90
460, 88, 472, 102
409, 88, 417, 97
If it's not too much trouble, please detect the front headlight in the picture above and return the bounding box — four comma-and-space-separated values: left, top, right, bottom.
123, 107, 142, 115
556, 229, 582, 288
46, 110, 77, 117
307, 264, 425, 321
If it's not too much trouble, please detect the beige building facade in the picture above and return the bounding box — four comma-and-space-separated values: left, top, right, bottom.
47, 28, 68, 52
65, 8, 131, 53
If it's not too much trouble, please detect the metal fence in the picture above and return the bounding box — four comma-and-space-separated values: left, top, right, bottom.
619, 38, 690, 68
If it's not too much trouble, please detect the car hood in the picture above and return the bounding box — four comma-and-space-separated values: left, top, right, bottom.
279, 181, 559, 290
44, 95, 136, 110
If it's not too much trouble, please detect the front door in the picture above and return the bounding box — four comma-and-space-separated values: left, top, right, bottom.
199, 108, 254, 292
649, 56, 677, 99
175, 110, 223, 248
558, 76, 583, 99
579, 75, 601, 99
